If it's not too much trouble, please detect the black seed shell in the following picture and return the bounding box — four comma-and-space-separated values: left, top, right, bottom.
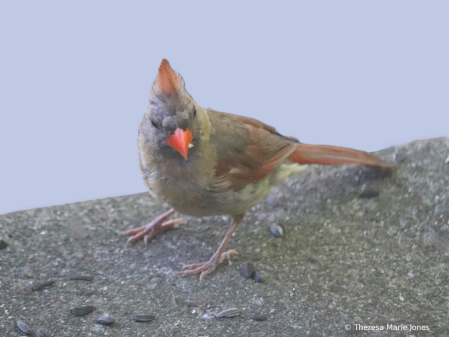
70, 275, 94, 281
239, 262, 255, 279
35, 329, 47, 337
0, 239, 8, 250
215, 308, 240, 318
184, 300, 198, 307
251, 314, 269, 321
16, 320, 32, 334
132, 314, 156, 322
253, 272, 263, 283
96, 316, 115, 325
270, 224, 283, 237
70, 306, 96, 316
31, 280, 55, 291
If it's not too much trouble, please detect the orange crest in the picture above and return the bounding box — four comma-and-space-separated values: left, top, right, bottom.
156, 59, 180, 95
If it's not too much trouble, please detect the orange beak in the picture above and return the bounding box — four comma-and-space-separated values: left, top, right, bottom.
166, 128, 194, 160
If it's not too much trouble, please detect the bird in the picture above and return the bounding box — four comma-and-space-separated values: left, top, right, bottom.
123, 59, 394, 280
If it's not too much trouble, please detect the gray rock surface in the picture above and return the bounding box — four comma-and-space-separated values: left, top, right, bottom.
1, 137, 448, 336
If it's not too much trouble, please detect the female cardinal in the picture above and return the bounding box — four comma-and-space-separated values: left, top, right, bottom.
123, 59, 393, 280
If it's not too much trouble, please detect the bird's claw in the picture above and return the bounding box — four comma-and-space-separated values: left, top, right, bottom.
122, 209, 182, 247
175, 250, 238, 281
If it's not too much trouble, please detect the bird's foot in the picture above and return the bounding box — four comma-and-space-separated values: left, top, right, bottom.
122, 209, 182, 246
175, 250, 238, 281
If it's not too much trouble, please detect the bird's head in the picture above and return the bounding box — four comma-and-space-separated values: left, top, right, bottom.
144, 59, 208, 160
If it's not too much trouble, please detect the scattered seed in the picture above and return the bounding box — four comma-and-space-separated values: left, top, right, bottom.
16, 320, 32, 335
184, 300, 198, 307
251, 314, 268, 321
34, 330, 47, 337
96, 316, 115, 325
269, 224, 283, 237
239, 262, 255, 279
31, 280, 55, 291
215, 308, 240, 318
0, 239, 8, 250
253, 272, 263, 283
70, 275, 94, 281
70, 306, 96, 316
358, 190, 379, 199
132, 314, 155, 322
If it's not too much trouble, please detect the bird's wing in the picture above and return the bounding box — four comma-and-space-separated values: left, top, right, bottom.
207, 109, 297, 191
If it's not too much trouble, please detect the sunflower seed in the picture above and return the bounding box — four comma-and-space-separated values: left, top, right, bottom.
239, 262, 255, 279
16, 320, 32, 334
0, 239, 8, 250
358, 190, 379, 198
184, 300, 198, 307
70, 306, 96, 316
253, 272, 263, 283
445, 155, 449, 164
251, 314, 268, 321
132, 314, 156, 322
96, 316, 115, 325
70, 275, 94, 281
270, 224, 283, 237
31, 280, 55, 291
34, 330, 47, 337
215, 308, 240, 318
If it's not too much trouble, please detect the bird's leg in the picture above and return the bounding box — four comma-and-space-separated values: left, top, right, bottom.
122, 208, 182, 246
175, 214, 244, 281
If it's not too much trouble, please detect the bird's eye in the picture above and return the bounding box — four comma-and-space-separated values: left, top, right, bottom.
151, 120, 158, 129
192, 107, 197, 117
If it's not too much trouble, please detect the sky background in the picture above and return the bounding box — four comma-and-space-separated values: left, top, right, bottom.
1, 1, 448, 215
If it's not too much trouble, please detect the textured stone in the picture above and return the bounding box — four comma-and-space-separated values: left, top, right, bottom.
0, 137, 448, 336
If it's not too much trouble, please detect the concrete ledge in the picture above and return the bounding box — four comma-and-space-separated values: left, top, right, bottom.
1, 137, 448, 336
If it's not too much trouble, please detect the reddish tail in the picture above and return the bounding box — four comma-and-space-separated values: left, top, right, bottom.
288, 144, 394, 168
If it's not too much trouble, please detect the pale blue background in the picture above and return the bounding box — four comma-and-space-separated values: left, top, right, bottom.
1, 1, 448, 215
